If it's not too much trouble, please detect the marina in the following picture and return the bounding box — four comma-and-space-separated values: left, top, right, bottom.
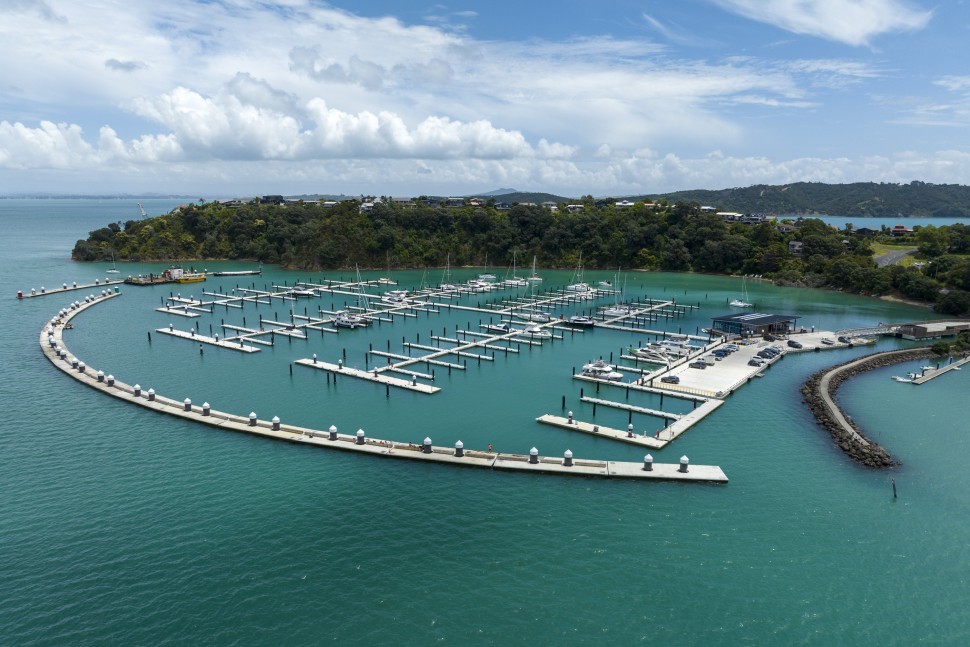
40, 291, 728, 483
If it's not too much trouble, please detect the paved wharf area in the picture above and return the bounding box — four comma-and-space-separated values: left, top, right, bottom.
18, 279, 124, 299
39, 293, 727, 483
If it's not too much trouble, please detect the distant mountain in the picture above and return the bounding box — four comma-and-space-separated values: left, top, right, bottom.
476, 191, 574, 204
636, 181, 970, 218
475, 188, 519, 197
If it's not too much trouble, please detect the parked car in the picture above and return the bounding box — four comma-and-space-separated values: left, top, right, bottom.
660, 375, 680, 384
821, 338, 835, 345
712, 349, 730, 357
723, 344, 740, 351
787, 340, 803, 349
748, 358, 765, 367
837, 336, 850, 344
689, 361, 707, 369
763, 334, 776, 341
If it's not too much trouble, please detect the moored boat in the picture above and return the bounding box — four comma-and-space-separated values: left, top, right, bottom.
581, 359, 623, 381
567, 315, 595, 327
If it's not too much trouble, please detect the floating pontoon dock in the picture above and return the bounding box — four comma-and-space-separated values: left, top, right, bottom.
38, 292, 728, 483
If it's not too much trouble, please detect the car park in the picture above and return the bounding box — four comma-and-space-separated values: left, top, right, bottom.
660, 375, 680, 384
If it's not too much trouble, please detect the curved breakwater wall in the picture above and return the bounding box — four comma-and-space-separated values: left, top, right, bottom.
801, 348, 935, 468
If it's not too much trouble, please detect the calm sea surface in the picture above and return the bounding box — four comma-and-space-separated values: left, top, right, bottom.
2, 198, 968, 645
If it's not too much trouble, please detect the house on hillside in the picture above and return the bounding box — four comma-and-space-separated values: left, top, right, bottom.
788, 241, 804, 256
891, 224, 913, 236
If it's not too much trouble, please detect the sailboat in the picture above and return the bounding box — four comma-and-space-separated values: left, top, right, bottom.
478, 254, 496, 282
527, 255, 543, 282
505, 252, 528, 287
105, 251, 120, 274
730, 276, 753, 308
439, 254, 460, 291
602, 270, 630, 317
566, 252, 591, 293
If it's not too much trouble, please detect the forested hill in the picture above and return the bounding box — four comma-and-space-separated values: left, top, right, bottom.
638, 182, 970, 218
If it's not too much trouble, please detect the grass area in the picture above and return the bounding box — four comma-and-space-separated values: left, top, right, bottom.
870, 242, 917, 254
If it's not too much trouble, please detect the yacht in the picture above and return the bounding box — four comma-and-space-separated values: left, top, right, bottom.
628, 346, 673, 364
516, 310, 551, 323
730, 277, 754, 308
106, 251, 120, 274
566, 253, 592, 293
650, 339, 696, 357
483, 322, 514, 334
527, 255, 543, 282
581, 359, 623, 381
465, 279, 493, 293
602, 304, 631, 317
334, 311, 367, 329
567, 314, 595, 327
381, 290, 411, 305
518, 324, 552, 338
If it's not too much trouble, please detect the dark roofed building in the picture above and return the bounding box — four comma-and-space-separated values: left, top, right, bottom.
711, 313, 799, 337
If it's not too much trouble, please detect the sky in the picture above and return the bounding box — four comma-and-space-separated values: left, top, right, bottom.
1, 0, 968, 198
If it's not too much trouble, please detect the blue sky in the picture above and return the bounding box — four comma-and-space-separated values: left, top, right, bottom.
1, 0, 967, 197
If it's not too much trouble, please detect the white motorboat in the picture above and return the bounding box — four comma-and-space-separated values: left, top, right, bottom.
516, 310, 551, 323
650, 340, 696, 357
518, 324, 552, 338
629, 346, 673, 363
891, 375, 913, 383
581, 359, 623, 381
334, 310, 366, 329
603, 304, 631, 317
567, 315, 595, 327
483, 322, 514, 334
465, 279, 492, 292
291, 288, 316, 297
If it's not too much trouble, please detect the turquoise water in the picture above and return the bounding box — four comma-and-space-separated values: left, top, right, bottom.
814, 215, 965, 229
2, 199, 969, 645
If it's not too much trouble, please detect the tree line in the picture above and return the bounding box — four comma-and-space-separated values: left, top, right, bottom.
72, 198, 970, 315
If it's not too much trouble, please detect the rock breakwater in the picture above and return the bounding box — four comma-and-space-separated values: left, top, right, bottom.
801, 348, 934, 468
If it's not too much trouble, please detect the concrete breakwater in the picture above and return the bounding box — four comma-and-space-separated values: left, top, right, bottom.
801, 348, 934, 468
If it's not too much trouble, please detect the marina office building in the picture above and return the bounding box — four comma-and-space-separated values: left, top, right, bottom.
710, 313, 800, 337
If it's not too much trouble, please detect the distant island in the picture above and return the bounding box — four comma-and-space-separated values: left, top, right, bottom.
72, 190, 970, 316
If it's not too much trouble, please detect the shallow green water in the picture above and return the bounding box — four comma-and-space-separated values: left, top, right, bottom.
2, 199, 968, 645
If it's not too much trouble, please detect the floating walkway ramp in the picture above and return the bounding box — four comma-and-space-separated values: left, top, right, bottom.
37, 291, 727, 483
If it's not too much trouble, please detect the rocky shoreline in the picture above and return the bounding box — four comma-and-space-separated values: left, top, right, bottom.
801, 347, 935, 468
